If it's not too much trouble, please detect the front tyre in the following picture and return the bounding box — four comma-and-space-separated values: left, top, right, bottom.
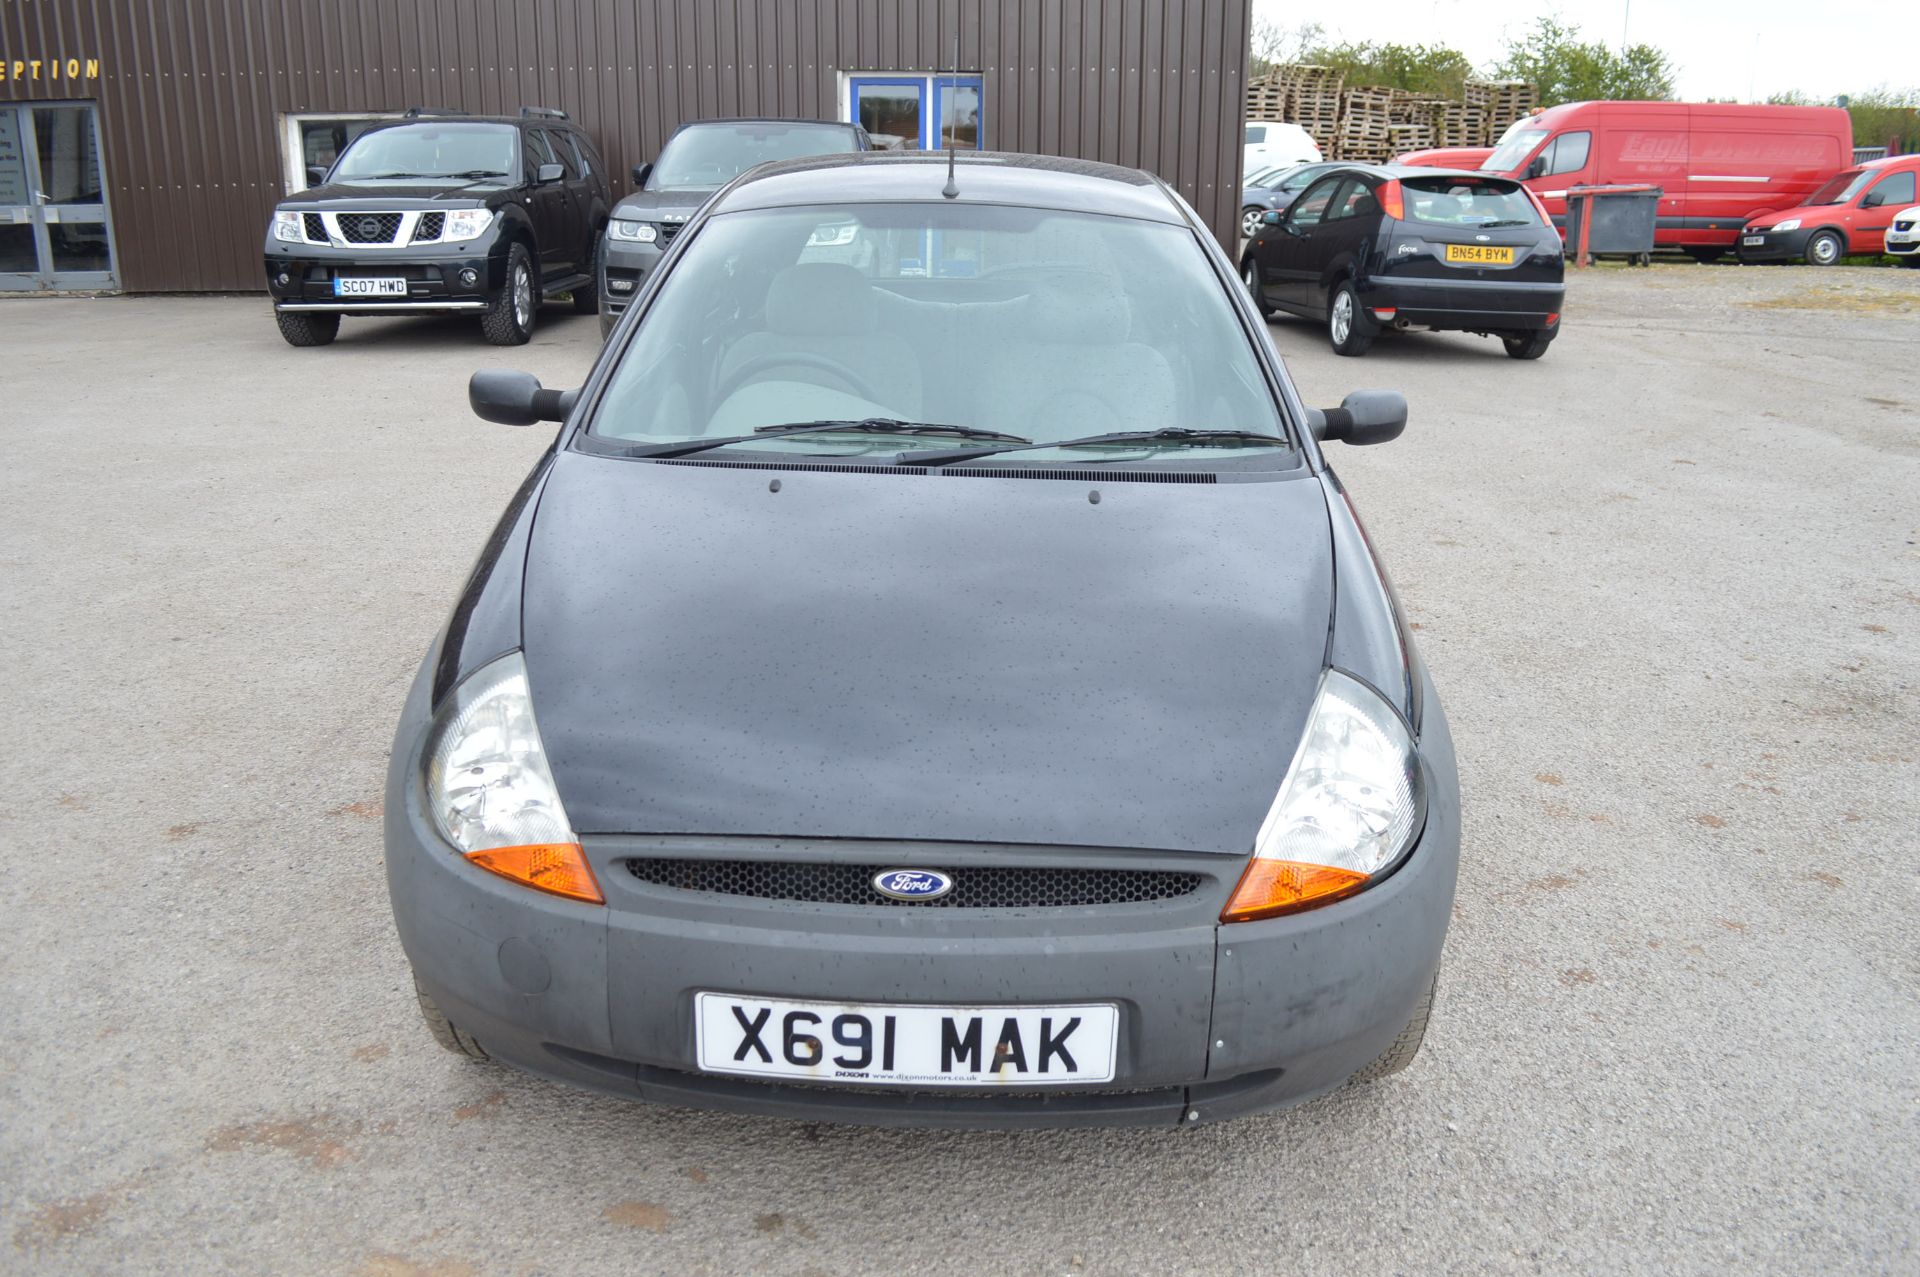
414, 976, 489, 1061
1348, 972, 1437, 1086
274, 309, 340, 347
571, 232, 602, 314
1242, 259, 1274, 318
1327, 281, 1376, 357
1804, 229, 1844, 267
1240, 206, 1265, 240
481, 243, 537, 345
1502, 329, 1554, 360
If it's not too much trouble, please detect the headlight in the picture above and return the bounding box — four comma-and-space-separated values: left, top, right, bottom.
1221, 669, 1422, 922
1772, 218, 1800, 232
422, 651, 601, 903
272, 210, 304, 243
608, 219, 658, 243
442, 208, 494, 242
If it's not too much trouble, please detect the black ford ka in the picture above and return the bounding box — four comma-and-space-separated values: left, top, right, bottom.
1241, 164, 1566, 359
386, 150, 1461, 1129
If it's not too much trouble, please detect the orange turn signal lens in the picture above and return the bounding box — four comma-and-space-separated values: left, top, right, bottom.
1220, 859, 1368, 922
466, 842, 604, 904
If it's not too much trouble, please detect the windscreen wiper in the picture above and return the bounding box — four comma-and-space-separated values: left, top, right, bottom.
614, 418, 1032, 460
367, 171, 429, 179
442, 169, 510, 179
896, 427, 1292, 467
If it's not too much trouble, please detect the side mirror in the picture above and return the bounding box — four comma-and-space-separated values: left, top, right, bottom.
1526, 156, 1547, 180
1860, 190, 1884, 208
1261, 209, 1283, 225
536, 162, 565, 185
632, 162, 652, 187
470, 369, 578, 426
305, 165, 329, 187
1311, 389, 1408, 446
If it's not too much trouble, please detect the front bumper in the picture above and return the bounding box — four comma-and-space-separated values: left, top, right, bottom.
599, 235, 667, 332
384, 656, 1461, 1129
1735, 225, 1816, 263
1885, 230, 1919, 256
1360, 276, 1565, 332
264, 235, 503, 311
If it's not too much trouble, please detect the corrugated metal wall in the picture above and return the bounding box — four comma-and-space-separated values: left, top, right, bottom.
1, 0, 1248, 292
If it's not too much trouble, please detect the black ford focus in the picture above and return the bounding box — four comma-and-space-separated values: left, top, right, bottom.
386, 151, 1460, 1128
1241, 164, 1565, 359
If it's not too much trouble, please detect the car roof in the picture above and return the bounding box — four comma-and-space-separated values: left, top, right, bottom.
670, 117, 861, 132
712, 150, 1185, 223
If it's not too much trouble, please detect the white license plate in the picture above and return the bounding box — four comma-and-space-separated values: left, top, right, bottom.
1742, 235, 1766, 246
333, 276, 407, 297
695, 993, 1118, 1087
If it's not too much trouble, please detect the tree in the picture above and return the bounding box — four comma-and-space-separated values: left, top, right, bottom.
1770, 86, 1920, 150
1249, 19, 1323, 79
1492, 17, 1676, 105
1302, 41, 1475, 99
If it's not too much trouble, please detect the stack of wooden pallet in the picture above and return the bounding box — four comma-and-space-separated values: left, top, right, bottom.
1335, 87, 1395, 162
1430, 101, 1488, 149
1288, 65, 1347, 157
1466, 80, 1540, 143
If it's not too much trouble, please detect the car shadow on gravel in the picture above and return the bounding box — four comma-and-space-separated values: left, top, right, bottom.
317, 305, 599, 350
1262, 317, 1520, 362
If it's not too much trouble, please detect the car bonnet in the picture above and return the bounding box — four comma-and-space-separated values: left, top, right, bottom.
521, 452, 1334, 854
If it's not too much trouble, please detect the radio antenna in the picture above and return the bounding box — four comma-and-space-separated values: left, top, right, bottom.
941, 28, 960, 198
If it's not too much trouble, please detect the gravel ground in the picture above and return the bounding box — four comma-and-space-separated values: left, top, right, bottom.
2, 262, 1916, 1275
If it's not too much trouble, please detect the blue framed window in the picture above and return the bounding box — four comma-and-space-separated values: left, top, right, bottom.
847, 74, 983, 151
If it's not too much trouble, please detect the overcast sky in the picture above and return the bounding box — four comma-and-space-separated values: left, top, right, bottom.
1250, 0, 1911, 103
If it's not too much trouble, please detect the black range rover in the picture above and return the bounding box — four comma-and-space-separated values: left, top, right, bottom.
265, 108, 611, 347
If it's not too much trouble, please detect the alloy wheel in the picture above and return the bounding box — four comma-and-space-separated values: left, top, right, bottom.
1331, 291, 1353, 344
513, 265, 534, 328
1241, 209, 1262, 239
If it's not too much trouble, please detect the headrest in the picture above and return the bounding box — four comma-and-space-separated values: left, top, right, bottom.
765, 263, 877, 335
1016, 273, 1131, 344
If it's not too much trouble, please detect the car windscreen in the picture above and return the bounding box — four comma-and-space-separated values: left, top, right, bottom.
1482, 128, 1547, 175
647, 124, 861, 190
330, 123, 517, 182
1803, 169, 1869, 205
1402, 175, 1541, 227
587, 202, 1288, 461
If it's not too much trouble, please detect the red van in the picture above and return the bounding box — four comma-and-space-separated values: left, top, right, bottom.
1479, 102, 1854, 260
1394, 146, 1493, 169
1736, 154, 1920, 265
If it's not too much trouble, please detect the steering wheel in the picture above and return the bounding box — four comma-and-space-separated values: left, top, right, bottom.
716, 350, 880, 405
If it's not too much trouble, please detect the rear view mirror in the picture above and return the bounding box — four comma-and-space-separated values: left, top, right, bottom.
536, 162, 565, 185
1311, 390, 1408, 446
1860, 190, 1884, 208
1526, 156, 1546, 180
1261, 209, 1283, 225
470, 369, 577, 426
632, 162, 652, 187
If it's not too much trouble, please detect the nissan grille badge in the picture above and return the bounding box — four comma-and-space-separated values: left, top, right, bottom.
872, 869, 954, 902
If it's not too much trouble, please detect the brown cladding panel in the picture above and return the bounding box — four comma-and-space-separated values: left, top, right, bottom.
0, 0, 1245, 291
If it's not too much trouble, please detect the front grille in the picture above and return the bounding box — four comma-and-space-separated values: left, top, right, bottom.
412, 211, 445, 242
626, 858, 1206, 908
302, 213, 326, 242
339, 212, 404, 243
657, 221, 683, 245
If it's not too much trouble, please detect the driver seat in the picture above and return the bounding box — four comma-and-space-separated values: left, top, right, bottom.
716, 264, 924, 421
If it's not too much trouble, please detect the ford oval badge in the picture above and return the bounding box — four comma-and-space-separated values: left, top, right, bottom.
872, 869, 954, 902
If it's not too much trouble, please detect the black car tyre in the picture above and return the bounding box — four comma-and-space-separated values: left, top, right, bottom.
1684, 247, 1725, 264
1242, 260, 1274, 318
1240, 206, 1265, 240
571, 233, 603, 314
1501, 330, 1554, 360
1804, 229, 1844, 267
482, 243, 538, 345
1348, 972, 1437, 1086
1327, 281, 1376, 357
415, 975, 489, 1061
1901, 256, 1920, 269
274, 309, 340, 347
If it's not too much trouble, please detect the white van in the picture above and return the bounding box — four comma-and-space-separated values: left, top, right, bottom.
1245, 120, 1322, 171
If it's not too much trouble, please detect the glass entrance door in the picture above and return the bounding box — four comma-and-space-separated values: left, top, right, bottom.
0, 102, 117, 292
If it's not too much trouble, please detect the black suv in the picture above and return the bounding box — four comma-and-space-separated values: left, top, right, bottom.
599, 118, 869, 337
265, 108, 612, 346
